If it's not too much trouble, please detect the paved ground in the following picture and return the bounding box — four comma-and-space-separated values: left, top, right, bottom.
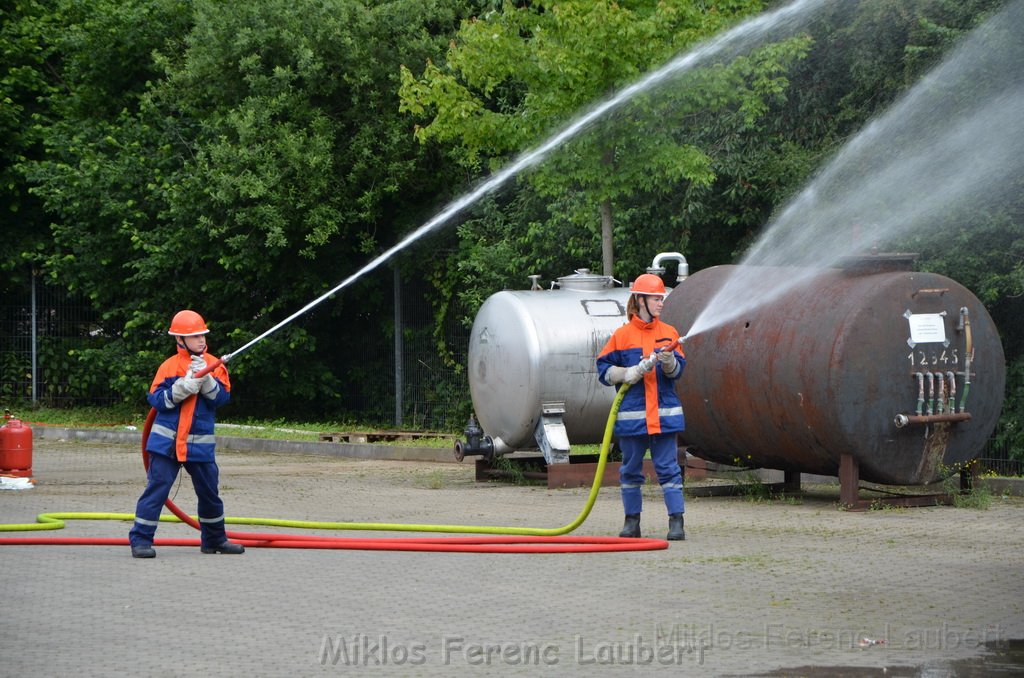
2, 435, 1023, 677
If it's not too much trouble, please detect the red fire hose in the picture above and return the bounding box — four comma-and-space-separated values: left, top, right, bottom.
0, 402, 669, 554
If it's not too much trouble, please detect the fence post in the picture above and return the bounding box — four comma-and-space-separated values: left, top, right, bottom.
394, 265, 403, 428
31, 268, 38, 404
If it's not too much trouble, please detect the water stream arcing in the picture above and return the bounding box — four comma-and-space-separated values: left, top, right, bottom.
686, 0, 1024, 338
228, 0, 831, 359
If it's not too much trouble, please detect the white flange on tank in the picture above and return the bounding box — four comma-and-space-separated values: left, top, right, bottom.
457, 253, 688, 464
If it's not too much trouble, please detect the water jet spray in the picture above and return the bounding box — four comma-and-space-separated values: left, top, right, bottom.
195, 0, 830, 376
687, 0, 1024, 338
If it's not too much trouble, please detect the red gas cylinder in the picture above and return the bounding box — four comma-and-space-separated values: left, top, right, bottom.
0, 413, 33, 478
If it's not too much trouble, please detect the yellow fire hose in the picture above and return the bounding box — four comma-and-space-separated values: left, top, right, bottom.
0, 384, 670, 553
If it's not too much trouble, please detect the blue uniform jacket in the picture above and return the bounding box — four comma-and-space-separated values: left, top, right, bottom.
596, 315, 686, 438
146, 347, 231, 463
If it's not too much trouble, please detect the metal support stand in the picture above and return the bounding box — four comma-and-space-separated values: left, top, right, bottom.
534, 403, 570, 465
839, 453, 953, 511
959, 459, 981, 493
474, 449, 697, 489
684, 468, 800, 499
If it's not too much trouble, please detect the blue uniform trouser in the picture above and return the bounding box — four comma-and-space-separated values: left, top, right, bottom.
129, 452, 227, 549
618, 433, 685, 516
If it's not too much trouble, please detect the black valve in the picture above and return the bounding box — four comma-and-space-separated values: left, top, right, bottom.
453, 414, 494, 462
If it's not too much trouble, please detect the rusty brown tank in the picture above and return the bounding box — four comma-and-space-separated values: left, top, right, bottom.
660, 256, 1005, 485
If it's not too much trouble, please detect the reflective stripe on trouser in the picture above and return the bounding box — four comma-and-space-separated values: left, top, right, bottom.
129, 452, 227, 548
618, 433, 684, 516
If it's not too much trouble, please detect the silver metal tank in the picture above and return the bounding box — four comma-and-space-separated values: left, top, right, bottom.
661, 256, 1005, 485
467, 269, 630, 461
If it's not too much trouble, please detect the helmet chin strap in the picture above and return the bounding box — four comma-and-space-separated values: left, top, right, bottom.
176, 337, 205, 357
639, 296, 654, 323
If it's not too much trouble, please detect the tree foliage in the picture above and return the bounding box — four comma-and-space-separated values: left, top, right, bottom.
399, 0, 815, 280
13, 0, 479, 416
0, 0, 68, 285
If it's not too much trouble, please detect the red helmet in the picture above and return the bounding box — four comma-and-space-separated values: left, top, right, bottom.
629, 274, 668, 297
168, 310, 210, 336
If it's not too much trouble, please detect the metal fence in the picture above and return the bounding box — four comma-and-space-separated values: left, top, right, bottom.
978, 434, 1023, 476
0, 276, 114, 406
1, 273, 472, 431
370, 268, 471, 431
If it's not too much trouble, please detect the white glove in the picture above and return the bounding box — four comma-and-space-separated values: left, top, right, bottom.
199, 372, 219, 398
622, 365, 645, 384
605, 366, 626, 384
189, 354, 219, 397
625, 357, 656, 384
170, 376, 201, 403
606, 365, 644, 384
606, 356, 656, 385
657, 348, 678, 375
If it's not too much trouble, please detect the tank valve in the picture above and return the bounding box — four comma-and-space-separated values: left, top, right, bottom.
454, 414, 494, 462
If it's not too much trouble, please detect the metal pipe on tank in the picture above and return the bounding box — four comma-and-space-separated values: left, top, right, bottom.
648, 252, 689, 283
946, 371, 957, 413
894, 412, 972, 428
921, 374, 929, 417
925, 372, 934, 415
959, 307, 973, 412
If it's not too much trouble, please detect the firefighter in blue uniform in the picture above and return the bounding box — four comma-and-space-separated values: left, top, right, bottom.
596, 274, 687, 540
128, 310, 244, 558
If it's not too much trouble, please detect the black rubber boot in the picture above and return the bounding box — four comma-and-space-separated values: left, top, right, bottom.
201, 541, 245, 554
131, 545, 156, 558
667, 513, 685, 541
619, 514, 641, 538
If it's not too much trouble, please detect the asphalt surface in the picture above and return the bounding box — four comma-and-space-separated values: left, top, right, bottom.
2, 433, 1023, 677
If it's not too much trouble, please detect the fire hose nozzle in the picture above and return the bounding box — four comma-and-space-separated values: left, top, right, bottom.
194, 355, 229, 379
654, 338, 684, 354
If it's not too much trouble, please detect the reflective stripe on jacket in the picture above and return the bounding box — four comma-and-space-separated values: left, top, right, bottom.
146, 347, 231, 462
596, 315, 685, 437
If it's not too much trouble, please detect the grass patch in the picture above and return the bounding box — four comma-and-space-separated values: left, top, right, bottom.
413, 469, 447, 490
939, 462, 995, 510
11, 404, 144, 427
675, 553, 780, 569
735, 470, 773, 502
487, 456, 546, 486
11, 406, 456, 445
952, 483, 994, 510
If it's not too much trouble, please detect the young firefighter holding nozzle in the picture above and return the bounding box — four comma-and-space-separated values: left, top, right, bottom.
596, 274, 687, 541
128, 310, 245, 558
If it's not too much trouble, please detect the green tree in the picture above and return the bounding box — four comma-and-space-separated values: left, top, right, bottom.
21, 0, 479, 416
0, 1, 66, 288
399, 0, 811, 278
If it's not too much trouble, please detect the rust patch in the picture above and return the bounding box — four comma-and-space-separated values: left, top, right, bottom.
916, 422, 951, 483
